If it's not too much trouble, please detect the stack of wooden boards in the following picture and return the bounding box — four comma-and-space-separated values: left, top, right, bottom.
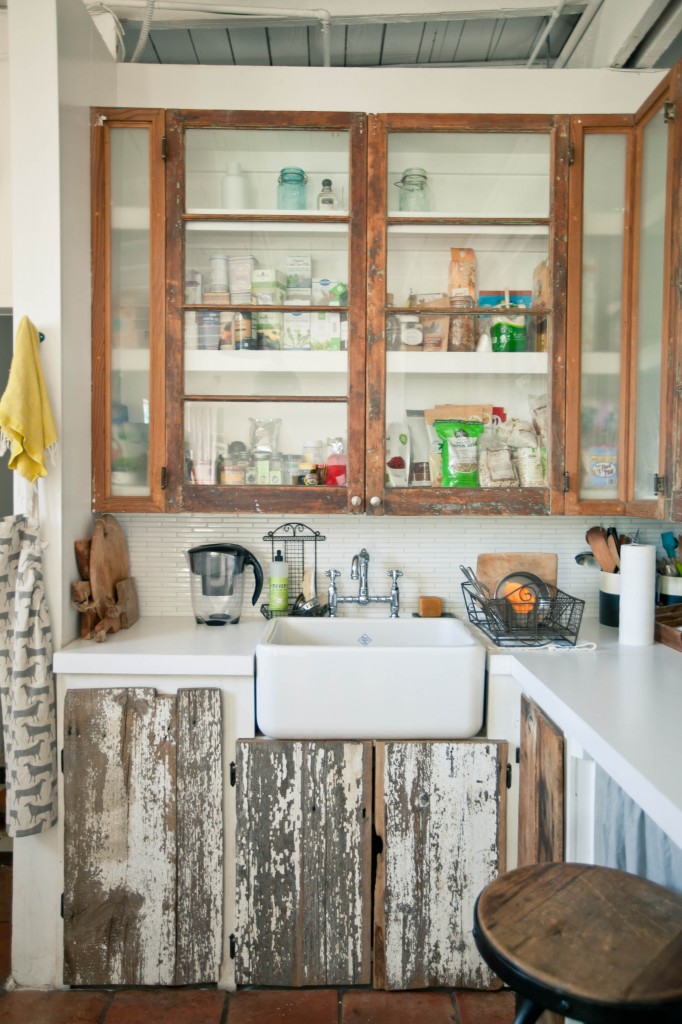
71, 514, 139, 641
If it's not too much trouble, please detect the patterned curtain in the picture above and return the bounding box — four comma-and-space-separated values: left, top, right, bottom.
0, 513, 57, 836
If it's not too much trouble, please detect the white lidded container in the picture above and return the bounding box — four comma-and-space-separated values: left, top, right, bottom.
208, 254, 229, 292
221, 160, 248, 209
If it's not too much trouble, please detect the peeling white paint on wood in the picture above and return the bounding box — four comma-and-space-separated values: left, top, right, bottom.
375, 740, 507, 991
235, 740, 371, 987
63, 687, 223, 987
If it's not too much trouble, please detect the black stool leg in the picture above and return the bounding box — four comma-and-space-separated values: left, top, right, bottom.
513, 995, 544, 1024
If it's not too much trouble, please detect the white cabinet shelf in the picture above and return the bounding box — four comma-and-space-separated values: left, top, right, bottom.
387, 351, 547, 375
185, 349, 347, 374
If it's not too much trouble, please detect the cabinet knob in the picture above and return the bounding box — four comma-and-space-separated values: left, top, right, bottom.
369, 496, 382, 507
351, 496, 362, 507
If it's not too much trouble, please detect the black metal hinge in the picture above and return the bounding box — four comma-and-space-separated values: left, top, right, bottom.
506, 763, 513, 789
515, 746, 521, 764
161, 135, 168, 160
664, 101, 676, 123
60, 748, 64, 773
563, 471, 570, 492
60, 893, 64, 918
654, 473, 666, 495
230, 761, 236, 787
229, 933, 236, 959
568, 143, 575, 165
161, 466, 168, 489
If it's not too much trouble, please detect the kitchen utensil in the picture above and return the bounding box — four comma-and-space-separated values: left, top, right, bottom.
460, 565, 492, 602
606, 528, 620, 570
575, 550, 599, 568
187, 543, 263, 625
661, 531, 677, 559
476, 553, 557, 596
585, 526, 617, 573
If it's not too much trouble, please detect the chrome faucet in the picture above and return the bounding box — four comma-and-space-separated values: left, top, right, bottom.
325, 552, 402, 617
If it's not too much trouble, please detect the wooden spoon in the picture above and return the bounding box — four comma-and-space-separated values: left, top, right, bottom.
586, 526, 617, 573
607, 533, 621, 570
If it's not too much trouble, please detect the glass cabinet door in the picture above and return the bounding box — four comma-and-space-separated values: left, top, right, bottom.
366, 117, 565, 515
631, 99, 670, 511
165, 113, 367, 513
92, 109, 166, 511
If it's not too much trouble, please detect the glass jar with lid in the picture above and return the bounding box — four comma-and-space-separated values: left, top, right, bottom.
277, 166, 308, 210
395, 167, 429, 212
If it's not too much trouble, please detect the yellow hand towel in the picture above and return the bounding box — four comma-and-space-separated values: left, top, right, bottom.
0, 316, 58, 484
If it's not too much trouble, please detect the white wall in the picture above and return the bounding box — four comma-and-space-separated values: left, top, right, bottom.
0, 15, 12, 308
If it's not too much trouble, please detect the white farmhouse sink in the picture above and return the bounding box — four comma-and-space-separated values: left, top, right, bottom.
255, 616, 486, 739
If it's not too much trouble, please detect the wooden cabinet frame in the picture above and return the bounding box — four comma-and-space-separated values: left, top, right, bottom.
91, 108, 167, 512
365, 113, 570, 517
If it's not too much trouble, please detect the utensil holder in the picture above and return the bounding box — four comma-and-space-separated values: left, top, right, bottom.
599, 571, 620, 627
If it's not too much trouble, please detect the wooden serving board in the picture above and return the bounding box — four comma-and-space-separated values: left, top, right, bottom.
476, 552, 558, 596
89, 515, 131, 639
655, 605, 682, 652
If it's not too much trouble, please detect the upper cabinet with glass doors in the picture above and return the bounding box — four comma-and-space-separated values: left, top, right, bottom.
565, 67, 680, 520
364, 115, 569, 516
163, 111, 367, 515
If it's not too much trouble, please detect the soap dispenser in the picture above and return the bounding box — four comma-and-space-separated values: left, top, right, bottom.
269, 549, 289, 614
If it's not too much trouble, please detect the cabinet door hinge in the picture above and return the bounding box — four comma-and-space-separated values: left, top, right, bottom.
60, 893, 64, 918
506, 763, 513, 789
568, 143, 575, 165
161, 135, 168, 161
230, 761, 236, 787
563, 471, 570, 492
161, 466, 168, 489
654, 473, 666, 495
229, 933, 236, 959
60, 748, 64, 773
515, 746, 520, 764
664, 101, 676, 123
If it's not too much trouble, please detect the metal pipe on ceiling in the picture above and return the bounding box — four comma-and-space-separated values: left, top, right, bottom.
526, 0, 569, 67
130, 0, 157, 62
553, 0, 605, 68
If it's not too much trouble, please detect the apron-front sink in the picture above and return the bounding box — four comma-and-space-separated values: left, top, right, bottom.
255, 616, 486, 739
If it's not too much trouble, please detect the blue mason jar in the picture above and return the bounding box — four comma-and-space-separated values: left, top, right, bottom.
277, 166, 308, 210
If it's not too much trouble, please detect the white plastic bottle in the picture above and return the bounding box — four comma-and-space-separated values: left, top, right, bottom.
269, 549, 289, 613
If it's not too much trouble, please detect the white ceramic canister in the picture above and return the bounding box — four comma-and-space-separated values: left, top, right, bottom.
208, 254, 229, 293
221, 161, 248, 209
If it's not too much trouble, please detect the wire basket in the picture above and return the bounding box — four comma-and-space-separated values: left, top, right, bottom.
462, 580, 585, 648
261, 521, 325, 619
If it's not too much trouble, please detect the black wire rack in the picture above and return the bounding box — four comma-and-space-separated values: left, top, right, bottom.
261, 522, 326, 619
462, 580, 585, 648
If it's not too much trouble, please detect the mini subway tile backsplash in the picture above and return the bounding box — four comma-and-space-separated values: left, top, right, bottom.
116, 513, 672, 621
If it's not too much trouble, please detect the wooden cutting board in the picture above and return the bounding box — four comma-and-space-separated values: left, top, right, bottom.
476, 553, 558, 597
89, 515, 131, 637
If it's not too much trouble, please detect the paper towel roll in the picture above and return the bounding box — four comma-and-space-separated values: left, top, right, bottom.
618, 543, 656, 646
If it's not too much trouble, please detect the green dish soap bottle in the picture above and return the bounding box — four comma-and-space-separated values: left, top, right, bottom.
269, 549, 289, 614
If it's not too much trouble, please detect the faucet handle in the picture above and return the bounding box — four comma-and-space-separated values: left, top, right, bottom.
387, 569, 403, 582
325, 569, 341, 582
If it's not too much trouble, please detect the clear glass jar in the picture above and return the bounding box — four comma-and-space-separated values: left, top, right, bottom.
277, 166, 308, 210
398, 314, 423, 349
395, 167, 429, 213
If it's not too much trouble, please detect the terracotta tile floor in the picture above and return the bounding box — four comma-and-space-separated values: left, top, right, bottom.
0, 864, 515, 1024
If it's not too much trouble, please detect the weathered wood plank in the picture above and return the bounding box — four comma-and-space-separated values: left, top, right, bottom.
235, 740, 372, 986
374, 740, 507, 991
63, 688, 177, 986
175, 688, 223, 984
518, 696, 564, 867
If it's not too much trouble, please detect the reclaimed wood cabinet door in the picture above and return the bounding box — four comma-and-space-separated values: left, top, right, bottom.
518, 695, 564, 867
374, 740, 508, 990
63, 687, 223, 986
234, 739, 372, 986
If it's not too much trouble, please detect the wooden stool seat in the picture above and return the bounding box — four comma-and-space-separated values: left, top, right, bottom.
473, 862, 682, 1024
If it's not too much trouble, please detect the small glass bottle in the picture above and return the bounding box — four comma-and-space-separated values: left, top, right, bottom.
395, 167, 429, 213
317, 178, 339, 210
277, 166, 307, 210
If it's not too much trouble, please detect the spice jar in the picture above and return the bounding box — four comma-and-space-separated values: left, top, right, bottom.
398, 314, 423, 349
277, 166, 308, 210
448, 296, 475, 351
394, 167, 429, 213
221, 456, 245, 485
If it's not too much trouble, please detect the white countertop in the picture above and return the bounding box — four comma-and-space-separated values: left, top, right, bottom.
488, 620, 682, 851
53, 616, 266, 676
54, 614, 682, 849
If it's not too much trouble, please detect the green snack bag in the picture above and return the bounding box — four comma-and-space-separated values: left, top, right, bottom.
433, 419, 485, 487
490, 306, 528, 352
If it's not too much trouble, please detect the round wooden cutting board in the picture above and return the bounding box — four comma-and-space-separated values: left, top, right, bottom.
89, 514, 130, 632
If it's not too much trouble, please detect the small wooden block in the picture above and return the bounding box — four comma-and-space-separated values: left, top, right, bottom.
106, 577, 139, 630
418, 596, 442, 617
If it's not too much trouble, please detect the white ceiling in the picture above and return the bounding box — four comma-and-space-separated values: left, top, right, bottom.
84, 0, 682, 70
